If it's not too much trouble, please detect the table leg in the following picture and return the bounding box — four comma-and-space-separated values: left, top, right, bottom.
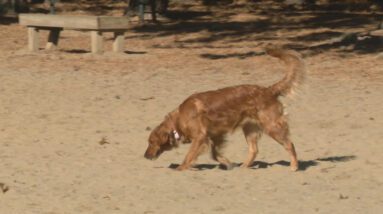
28, 27, 39, 52
113, 31, 125, 53
91, 31, 103, 54
46, 28, 61, 50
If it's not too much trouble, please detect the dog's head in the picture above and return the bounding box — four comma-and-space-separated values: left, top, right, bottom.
144, 120, 178, 160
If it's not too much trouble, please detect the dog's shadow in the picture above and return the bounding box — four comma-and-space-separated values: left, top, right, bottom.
168, 155, 356, 171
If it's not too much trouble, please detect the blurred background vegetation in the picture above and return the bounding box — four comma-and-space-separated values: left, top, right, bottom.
1, 0, 382, 15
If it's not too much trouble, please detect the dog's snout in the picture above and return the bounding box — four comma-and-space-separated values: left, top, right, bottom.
144, 151, 152, 160
144, 149, 156, 160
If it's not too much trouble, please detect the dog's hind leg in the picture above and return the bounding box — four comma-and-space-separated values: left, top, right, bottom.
210, 135, 234, 170
260, 112, 299, 171
241, 122, 262, 168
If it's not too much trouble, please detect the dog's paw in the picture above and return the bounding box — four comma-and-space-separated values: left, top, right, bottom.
175, 165, 188, 171
240, 163, 250, 168
290, 165, 299, 172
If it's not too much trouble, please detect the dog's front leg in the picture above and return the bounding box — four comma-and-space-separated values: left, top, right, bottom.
176, 137, 207, 171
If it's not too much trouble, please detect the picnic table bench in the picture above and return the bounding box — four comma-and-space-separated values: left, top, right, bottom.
370, 29, 383, 37
19, 14, 130, 54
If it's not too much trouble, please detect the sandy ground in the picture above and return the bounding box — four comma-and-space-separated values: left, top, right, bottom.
1, 2, 383, 213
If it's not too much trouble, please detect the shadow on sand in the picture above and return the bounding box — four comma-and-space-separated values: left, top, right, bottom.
131, 1, 383, 55
169, 155, 356, 171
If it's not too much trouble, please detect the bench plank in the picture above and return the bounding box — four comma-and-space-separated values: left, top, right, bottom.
19, 14, 129, 30
370, 29, 383, 36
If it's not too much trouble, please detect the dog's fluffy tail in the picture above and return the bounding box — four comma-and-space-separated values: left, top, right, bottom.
265, 47, 305, 97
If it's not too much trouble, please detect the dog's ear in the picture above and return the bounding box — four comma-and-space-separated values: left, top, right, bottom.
160, 131, 169, 144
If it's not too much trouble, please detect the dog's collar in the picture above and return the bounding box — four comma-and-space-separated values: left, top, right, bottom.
172, 130, 181, 140
166, 111, 181, 141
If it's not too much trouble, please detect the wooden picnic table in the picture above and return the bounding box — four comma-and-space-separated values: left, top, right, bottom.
19, 14, 130, 54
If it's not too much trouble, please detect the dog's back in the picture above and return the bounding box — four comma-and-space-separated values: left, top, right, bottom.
178, 48, 305, 125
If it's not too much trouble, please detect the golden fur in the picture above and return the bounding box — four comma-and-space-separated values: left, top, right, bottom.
144, 47, 305, 171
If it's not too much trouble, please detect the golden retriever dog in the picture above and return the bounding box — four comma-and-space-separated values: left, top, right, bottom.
144, 47, 305, 171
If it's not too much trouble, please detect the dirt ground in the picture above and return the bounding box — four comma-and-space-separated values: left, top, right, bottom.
0, 1, 383, 213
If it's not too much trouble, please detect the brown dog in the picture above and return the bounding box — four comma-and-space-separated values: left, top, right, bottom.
144, 47, 305, 171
